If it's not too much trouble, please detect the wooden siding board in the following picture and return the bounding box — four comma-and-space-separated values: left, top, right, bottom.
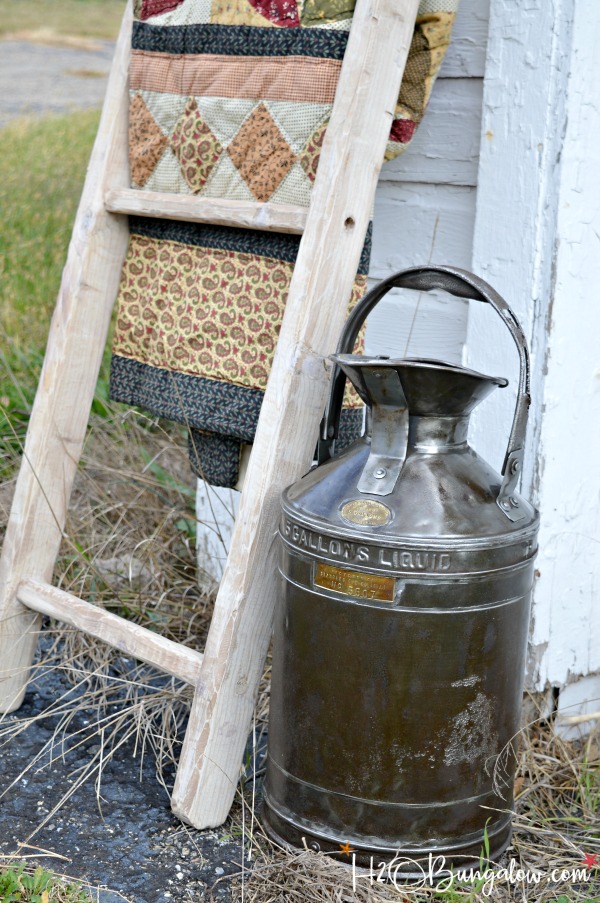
370, 182, 477, 275
440, 0, 489, 78
366, 182, 475, 361
381, 78, 482, 187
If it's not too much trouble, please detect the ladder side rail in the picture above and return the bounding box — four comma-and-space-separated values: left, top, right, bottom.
0, 4, 133, 712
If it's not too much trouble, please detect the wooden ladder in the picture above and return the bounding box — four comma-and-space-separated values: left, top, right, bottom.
0, 0, 419, 829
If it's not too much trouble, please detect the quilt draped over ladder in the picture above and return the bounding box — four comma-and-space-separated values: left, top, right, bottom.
110, 0, 460, 486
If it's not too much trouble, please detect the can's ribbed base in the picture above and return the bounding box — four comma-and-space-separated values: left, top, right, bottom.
262, 795, 513, 874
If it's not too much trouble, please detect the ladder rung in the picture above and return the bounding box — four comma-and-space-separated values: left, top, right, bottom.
18, 578, 203, 686
105, 188, 307, 234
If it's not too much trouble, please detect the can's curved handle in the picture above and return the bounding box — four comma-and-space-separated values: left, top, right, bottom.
319, 265, 531, 521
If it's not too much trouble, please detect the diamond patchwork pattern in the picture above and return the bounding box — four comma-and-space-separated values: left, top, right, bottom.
298, 120, 328, 183
195, 97, 257, 145
129, 94, 169, 188
202, 154, 256, 202
145, 147, 193, 195
262, 100, 330, 154
269, 162, 312, 206
226, 103, 297, 202
171, 97, 224, 193
129, 92, 327, 204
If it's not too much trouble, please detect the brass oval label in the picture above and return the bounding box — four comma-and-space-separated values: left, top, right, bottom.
340, 499, 391, 527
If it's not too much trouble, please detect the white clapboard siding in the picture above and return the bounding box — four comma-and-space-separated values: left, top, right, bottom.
365, 0, 488, 360
381, 80, 482, 187
439, 0, 489, 79
370, 182, 477, 273
365, 183, 476, 362
364, 289, 469, 363
196, 0, 489, 579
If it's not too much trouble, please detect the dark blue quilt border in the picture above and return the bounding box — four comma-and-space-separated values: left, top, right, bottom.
132, 21, 349, 60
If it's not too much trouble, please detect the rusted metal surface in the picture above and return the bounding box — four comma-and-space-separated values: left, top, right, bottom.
263, 267, 540, 871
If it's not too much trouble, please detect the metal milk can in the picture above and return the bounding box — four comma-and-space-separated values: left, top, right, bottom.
262, 266, 540, 870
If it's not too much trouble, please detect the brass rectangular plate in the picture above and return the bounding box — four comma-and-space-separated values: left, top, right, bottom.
315, 563, 395, 602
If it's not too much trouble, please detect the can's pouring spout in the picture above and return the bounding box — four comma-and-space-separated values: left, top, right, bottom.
332, 354, 508, 497
333, 354, 507, 417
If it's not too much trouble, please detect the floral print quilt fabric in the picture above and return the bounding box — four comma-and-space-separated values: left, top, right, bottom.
111, 0, 459, 486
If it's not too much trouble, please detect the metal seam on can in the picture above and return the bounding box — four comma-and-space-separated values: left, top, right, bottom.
264, 790, 512, 857
279, 541, 538, 579
281, 505, 540, 551
267, 759, 502, 810
279, 570, 531, 613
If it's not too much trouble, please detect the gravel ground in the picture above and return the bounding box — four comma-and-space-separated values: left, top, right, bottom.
0, 38, 251, 903
0, 648, 247, 902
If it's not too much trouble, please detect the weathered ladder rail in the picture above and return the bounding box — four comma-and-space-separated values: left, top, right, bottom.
0, 0, 420, 829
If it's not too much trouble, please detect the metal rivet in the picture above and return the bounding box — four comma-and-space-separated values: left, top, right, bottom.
309, 841, 321, 852
500, 499, 511, 510
509, 496, 519, 508
510, 458, 520, 474
374, 468, 387, 478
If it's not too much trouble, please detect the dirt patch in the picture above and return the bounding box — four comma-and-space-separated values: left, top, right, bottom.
2, 30, 105, 52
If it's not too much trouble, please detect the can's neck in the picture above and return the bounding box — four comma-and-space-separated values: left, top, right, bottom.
407, 415, 469, 452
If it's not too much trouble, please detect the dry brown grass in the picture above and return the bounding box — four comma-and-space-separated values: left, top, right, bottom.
0, 403, 204, 828
228, 716, 600, 903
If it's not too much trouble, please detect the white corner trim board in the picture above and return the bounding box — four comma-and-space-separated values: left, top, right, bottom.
530, 0, 600, 690
470, 0, 599, 690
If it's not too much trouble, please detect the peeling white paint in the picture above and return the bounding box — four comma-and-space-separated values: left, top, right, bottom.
530, 0, 600, 688
555, 674, 600, 740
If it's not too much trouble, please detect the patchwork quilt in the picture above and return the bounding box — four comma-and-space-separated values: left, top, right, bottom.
110, 0, 459, 486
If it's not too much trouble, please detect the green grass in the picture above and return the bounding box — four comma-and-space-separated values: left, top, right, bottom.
0, 863, 92, 902
0, 111, 100, 345
0, 0, 124, 40
0, 111, 101, 471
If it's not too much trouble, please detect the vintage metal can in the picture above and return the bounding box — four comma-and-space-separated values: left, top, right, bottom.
262, 266, 540, 871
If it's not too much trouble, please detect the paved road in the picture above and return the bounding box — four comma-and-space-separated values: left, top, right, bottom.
0, 38, 114, 128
